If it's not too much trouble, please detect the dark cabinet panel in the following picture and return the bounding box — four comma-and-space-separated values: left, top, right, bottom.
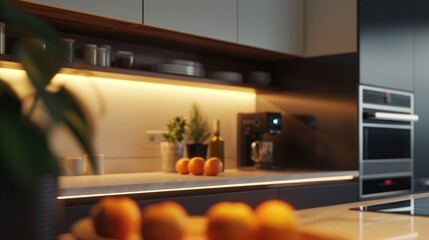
61, 189, 279, 232
413, 0, 429, 192
136, 189, 279, 216
61, 182, 358, 232
359, 0, 414, 91
279, 182, 358, 209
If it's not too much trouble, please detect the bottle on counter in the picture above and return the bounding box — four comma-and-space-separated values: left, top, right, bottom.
208, 119, 225, 171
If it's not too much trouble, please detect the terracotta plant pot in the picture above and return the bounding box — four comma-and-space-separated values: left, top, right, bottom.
186, 143, 208, 159
160, 142, 184, 173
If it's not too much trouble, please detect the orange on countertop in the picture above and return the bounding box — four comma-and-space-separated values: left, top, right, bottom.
204, 157, 223, 176
141, 201, 189, 240
188, 157, 205, 175
254, 199, 299, 240
205, 201, 256, 240
90, 196, 141, 239
176, 158, 190, 174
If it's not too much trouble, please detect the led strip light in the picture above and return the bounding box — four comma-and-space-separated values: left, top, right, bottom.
58, 175, 354, 200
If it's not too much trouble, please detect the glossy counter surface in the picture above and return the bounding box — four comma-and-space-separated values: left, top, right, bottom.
58, 169, 357, 199
297, 192, 429, 239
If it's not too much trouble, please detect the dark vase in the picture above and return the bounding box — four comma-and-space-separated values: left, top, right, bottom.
186, 143, 208, 158
1, 174, 60, 240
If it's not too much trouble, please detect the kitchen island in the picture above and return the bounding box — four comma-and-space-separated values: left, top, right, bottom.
60, 192, 429, 240
58, 169, 357, 199
297, 192, 429, 239
59, 169, 358, 231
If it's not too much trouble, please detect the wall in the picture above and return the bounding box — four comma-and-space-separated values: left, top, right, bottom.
257, 53, 359, 170
0, 67, 256, 173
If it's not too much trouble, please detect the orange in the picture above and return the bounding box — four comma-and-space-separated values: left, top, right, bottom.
254, 200, 298, 240
141, 201, 188, 240
206, 201, 256, 240
91, 196, 141, 239
204, 157, 223, 176
188, 157, 205, 175
175, 158, 190, 174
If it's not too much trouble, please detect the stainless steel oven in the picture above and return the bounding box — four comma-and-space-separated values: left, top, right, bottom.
359, 85, 419, 199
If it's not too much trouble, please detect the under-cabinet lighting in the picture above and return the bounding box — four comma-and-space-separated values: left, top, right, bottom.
57, 175, 355, 200
0, 63, 257, 107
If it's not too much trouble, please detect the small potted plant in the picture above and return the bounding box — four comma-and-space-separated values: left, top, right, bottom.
186, 102, 211, 158
160, 116, 186, 172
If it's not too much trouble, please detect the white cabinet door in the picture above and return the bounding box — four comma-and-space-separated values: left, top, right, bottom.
23, 0, 143, 23
144, 0, 237, 43
304, 0, 357, 57
238, 0, 304, 55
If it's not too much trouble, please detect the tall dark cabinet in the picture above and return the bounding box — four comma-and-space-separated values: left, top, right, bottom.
413, 0, 429, 192
359, 0, 429, 194
359, 0, 414, 91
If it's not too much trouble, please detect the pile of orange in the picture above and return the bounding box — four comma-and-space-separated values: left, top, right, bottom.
176, 157, 223, 176
206, 200, 298, 240
89, 197, 299, 240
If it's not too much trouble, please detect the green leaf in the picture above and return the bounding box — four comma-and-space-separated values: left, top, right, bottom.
0, 111, 58, 190
59, 88, 96, 170
187, 102, 210, 143
0, 79, 22, 116
16, 42, 62, 92
163, 116, 186, 143
42, 87, 96, 170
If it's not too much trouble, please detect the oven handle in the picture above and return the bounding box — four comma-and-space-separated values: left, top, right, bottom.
366, 112, 419, 122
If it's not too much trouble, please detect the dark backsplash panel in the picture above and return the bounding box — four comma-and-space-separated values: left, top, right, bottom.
256, 53, 359, 170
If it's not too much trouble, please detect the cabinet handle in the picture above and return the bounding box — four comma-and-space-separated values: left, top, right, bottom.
366, 112, 419, 122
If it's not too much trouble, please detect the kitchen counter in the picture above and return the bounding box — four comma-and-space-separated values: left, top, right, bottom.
59, 192, 429, 240
58, 169, 357, 199
297, 192, 429, 239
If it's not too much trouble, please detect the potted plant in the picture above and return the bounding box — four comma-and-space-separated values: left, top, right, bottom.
0, 1, 95, 239
186, 102, 211, 158
161, 116, 186, 172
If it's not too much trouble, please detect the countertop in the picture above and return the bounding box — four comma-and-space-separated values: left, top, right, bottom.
58, 169, 358, 199
59, 192, 429, 240
297, 192, 429, 239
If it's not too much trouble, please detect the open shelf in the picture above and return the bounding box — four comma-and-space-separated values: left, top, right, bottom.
12, 1, 298, 62
3, 2, 298, 92
0, 55, 278, 92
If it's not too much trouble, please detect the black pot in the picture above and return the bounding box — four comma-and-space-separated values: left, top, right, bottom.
186, 143, 208, 159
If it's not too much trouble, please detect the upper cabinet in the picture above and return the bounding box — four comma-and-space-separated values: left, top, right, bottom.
359, 0, 414, 91
237, 0, 304, 56
21, 0, 143, 23
144, 0, 237, 43
304, 0, 357, 57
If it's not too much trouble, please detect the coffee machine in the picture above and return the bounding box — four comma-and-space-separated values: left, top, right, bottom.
237, 112, 282, 170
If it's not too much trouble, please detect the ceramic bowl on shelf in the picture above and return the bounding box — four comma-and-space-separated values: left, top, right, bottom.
156, 59, 205, 77
157, 63, 205, 77
165, 59, 203, 68
207, 71, 243, 83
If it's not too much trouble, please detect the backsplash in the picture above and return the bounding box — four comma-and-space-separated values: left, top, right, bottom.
0, 67, 256, 173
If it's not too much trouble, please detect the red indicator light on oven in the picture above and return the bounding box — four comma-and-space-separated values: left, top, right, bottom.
384, 179, 392, 185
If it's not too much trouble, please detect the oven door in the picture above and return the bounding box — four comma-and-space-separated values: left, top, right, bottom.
363, 126, 411, 160
361, 110, 417, 199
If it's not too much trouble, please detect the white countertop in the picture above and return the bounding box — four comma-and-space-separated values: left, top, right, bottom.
58, 169, 358, 199
297, 192, 429, 239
